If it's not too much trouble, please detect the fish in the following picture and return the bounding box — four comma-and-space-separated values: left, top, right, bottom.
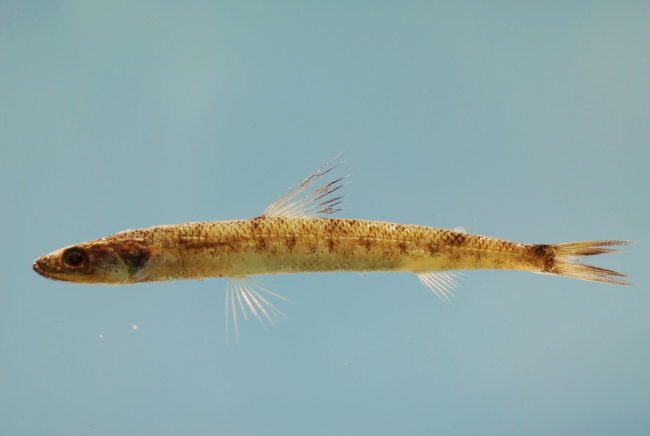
33, 158, 633, 335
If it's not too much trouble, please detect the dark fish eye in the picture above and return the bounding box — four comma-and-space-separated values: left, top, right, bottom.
62, 248, 87, 270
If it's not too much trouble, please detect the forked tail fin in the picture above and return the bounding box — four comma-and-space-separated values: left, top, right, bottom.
545, 240, 634, 285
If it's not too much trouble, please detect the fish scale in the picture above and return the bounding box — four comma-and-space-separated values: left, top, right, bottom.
90, 217, 535, 281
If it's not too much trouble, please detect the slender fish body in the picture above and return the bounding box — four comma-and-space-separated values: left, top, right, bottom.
33, 159, 633, 324
138, 217, 534, 280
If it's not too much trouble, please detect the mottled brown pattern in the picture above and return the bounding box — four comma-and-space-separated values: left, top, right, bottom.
33, 216, 631, 286
32, 157, 631, 287
97, 217, 535, 283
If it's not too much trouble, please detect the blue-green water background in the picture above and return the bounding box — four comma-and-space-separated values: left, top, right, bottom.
1, 2, 649, 435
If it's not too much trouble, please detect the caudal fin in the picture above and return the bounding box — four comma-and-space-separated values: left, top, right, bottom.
548, 240, 634, 285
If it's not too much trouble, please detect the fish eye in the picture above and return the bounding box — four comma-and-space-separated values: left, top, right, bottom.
62, 248, 87, 270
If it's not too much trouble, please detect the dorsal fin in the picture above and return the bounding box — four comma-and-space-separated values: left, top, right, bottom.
261, 156, 348, 219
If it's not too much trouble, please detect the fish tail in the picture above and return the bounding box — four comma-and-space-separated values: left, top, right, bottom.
528, 240, 634, 285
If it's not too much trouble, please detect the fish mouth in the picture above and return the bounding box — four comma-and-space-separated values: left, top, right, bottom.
32, 257, 58, 280
32, 256, 65, 281
33, 258, 43, 275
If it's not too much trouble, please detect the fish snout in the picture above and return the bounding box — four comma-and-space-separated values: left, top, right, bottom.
32, 254, 62, 279
33, 257, 49, 277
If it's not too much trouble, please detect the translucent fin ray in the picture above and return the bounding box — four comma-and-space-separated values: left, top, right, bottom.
225, 276, 293, 345
261, 155, 349, 219
417, 272, 462, 302
549, 240, 634, 286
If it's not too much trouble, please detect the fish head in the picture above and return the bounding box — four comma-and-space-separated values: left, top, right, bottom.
33, 239, 152, 285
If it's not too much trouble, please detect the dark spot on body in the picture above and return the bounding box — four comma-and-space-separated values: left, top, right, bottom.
109, 242, 151, 276
285, 236, 296, 252
529, 244, 555, 272
255, 237, 267, 252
